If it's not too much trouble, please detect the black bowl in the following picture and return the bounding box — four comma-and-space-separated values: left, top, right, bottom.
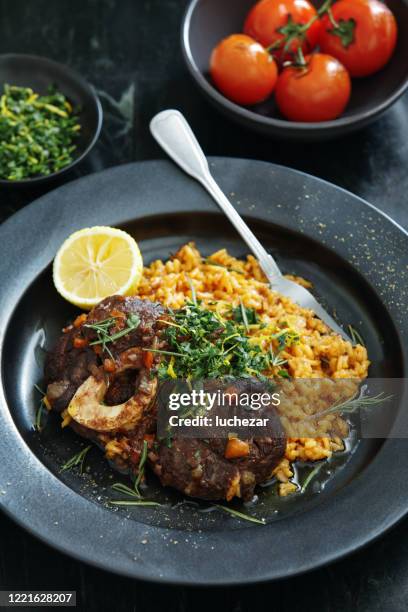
0, 54, 103, 186
181, 0, 408, 141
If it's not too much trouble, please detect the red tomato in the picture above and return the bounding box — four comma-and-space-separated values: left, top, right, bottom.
244, 0, 321, 62
319, 0, 397, 77
275, 53, 351, 121
209, 34, 278, 105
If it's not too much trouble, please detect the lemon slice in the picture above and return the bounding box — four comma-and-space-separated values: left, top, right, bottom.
53, 226, 143, 309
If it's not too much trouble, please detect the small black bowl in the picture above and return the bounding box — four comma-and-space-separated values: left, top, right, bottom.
181, 0, 408, 141
0, 54, 103, 186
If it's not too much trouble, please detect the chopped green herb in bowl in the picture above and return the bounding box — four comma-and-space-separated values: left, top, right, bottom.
0, 84, 81, 181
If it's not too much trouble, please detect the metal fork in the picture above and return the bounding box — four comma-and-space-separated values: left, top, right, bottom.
150, 109, 350, 342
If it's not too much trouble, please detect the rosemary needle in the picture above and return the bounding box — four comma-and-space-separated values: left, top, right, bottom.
214, 504, 266, 525
134, 440, 148, 496
109, 500, 162, 507
111, 483, 141, 499
110, 483, 161, 507
60, 446, 92, 473
239, 298, 250, 333
34, 384, 47, 432
186, 276, 197, 305
348, 324, 366, 347
301, 462, 324, 493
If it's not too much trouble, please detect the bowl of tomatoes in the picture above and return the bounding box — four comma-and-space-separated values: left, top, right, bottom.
181, 0, 408, 140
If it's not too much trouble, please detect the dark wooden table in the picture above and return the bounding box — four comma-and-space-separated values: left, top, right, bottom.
1, 1, 408, 610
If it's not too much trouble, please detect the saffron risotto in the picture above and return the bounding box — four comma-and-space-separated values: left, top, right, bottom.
135, 243, 370, 496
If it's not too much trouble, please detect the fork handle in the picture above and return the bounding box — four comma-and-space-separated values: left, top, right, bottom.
150, 109, 282, 280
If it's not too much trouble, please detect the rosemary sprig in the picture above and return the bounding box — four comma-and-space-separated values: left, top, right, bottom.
110, 441, 149, 502
60, 445, 92, 473
301, 462, 324, 493
84, 317, 116, 358
348, 325, 366, 347
214, 504, 266, 525
308, 390, 392, 420
134, 440, 148, 496
111, 483, 142, 499
109, 488, 264, 517
84, 314, 140, 358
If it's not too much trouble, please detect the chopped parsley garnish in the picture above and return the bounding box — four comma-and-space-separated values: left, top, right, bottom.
0, 84, 81, 180
153, 301, 295, 381
273, 327, 300, 351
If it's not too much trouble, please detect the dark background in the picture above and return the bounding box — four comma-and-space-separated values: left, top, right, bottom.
1, 0, 408, 610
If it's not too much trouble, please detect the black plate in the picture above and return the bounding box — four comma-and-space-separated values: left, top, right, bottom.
0, 158, 408, 584
181, 0, 408, 141
0, 54, 103, 186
